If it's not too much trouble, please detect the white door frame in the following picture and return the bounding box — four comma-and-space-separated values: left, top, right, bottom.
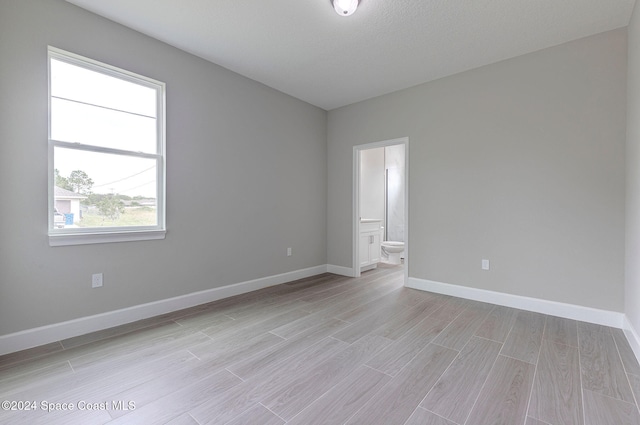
353, 137, 409, 285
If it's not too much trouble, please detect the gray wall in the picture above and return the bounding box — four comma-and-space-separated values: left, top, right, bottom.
328, 29, 627, 312
359, 147, 385, 221
0, 0, 327, 335
627, 2, 640, 331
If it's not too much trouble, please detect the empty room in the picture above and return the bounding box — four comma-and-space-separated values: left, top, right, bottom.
2, 0, 640, 424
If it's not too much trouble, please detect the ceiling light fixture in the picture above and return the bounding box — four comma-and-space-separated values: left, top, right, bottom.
333, 0, 358, 17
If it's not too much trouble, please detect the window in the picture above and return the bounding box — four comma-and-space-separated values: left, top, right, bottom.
48, 47, 166, 246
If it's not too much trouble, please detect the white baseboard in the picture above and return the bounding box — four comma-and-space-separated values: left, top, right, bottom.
0, 265, 328, 356
327, 264, 355, 277
623, 316, 640, 365
407, 277, 625, 328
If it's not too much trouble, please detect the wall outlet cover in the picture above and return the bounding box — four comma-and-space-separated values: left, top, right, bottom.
482, 259, 490, 270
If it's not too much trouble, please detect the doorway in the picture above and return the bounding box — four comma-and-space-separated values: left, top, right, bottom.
353, 137, 409, 284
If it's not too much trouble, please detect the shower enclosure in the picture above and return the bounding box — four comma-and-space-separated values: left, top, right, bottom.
384, 144, 405, 243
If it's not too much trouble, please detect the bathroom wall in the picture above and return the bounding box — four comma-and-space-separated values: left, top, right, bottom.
360, 145, 405, 241
359, 147, 385, 220
385, 144, 405, 242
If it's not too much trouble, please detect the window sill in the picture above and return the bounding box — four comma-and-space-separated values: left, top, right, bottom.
49, 229, 166, 246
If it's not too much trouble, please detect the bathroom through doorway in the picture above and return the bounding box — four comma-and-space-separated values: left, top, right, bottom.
353, 137, 409, 284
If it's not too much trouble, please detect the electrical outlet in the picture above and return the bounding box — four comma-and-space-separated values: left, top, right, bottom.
481, 259, 490, 271
287, 247, 292, 257
92, 273, 103, 288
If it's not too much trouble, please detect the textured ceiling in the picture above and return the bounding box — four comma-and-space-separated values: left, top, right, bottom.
65, 0, 636, 110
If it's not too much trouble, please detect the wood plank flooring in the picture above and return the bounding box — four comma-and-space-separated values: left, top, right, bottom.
1, 264, 640, 424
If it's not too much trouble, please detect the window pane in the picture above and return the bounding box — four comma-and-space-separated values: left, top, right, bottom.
54, 147, 158, 228
48, 48, 165, 241
51, 97, 157, 153
50, 58, 157, 117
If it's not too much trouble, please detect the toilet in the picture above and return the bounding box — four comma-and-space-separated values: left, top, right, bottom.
381, 241, 405, 265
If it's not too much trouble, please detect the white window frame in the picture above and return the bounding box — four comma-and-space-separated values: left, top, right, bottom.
48, 47, 166, 246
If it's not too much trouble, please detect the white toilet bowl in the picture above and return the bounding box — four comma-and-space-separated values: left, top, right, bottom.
381, 241, 405, 265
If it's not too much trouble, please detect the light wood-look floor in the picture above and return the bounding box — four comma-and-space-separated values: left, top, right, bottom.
2, 264, 640, 425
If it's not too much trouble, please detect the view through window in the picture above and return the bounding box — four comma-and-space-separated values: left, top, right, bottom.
48, 47, 165, 244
